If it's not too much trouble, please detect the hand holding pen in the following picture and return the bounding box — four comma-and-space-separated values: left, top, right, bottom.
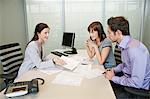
103, 69, 115, 80
102, 69, 111, 74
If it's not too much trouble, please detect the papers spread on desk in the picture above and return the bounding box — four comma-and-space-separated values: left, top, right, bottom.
73, 64, 103, 79
71, 55, 94, 65
39, 68, 62, 75
52, 71, 83, 86
70, 55, 86, 62
81, 58, 94, 65
60, 56, 80, 70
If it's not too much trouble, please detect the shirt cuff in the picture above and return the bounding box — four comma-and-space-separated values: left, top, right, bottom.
112, 76, 120, 84
113, 63, 123, 73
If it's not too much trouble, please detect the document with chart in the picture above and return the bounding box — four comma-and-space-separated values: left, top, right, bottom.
39, 68, 62, 75
73, 64, 104, 79
52, 71, 83, 86
60, 56, 80, 70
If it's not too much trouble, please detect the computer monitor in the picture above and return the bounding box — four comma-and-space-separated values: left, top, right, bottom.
62, 32, 77, 54
62, 32, 75, 48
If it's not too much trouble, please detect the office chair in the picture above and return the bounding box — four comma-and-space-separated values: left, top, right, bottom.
114, 44, 122, 65
124, 86, 150, 97
0, 43, 23, 88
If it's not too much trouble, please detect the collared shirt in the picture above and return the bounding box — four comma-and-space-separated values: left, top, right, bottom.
112, 36, 150, 90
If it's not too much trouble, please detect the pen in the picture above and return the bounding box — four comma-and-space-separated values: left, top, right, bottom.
102, 69, 111, 74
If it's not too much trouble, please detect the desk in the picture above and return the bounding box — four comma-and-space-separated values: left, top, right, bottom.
0, 49, 116, 99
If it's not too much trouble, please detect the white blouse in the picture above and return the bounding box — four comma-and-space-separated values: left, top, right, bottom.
17, 41, 55, 77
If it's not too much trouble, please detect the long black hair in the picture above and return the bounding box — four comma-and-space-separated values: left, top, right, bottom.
28, 23, 49, 44
27, 23, 49, 45
26, 23, 49, 59
88, 21, 106, 42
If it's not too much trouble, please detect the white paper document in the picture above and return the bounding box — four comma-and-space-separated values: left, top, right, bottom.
85, 69, 103, 79
39, 68, 62, 75
73, 65, 103, 79
52, 71, 83, 86
60, 56, 80, 70
71, 55, 94, 65
81, 58, 94, 65
73, 64, 92, 75
70, 55, 86, 62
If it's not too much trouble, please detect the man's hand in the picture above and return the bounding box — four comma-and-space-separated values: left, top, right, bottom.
104, 69, 115, 80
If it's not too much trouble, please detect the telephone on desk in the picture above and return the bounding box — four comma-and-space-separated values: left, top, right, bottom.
4, 78, 44, 97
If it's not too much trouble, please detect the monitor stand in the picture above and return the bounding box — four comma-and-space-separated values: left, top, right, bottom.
63, 47, 77, 54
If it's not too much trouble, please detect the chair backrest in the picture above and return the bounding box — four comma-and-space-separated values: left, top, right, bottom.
114, 45, 122, 65
0, 43, 23, 83
124, 87, 150, 97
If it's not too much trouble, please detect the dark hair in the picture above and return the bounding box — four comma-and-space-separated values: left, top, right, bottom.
88, 21, 106, 42
107, 16, 130, 35
29, 23, 49, 44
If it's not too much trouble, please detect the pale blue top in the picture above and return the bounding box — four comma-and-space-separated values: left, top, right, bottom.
112, 36, 150, 90
17, 41, 55, 77
98, 38, 116, 68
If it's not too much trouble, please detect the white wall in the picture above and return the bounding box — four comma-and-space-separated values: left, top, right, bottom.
0, 0, 4, 88
0, 0, 27, 87
0, 1, 2, 43
1, 0, 27, 52
142, 0, 150, 52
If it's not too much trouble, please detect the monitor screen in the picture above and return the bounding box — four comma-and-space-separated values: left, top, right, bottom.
62, 32, 75, 48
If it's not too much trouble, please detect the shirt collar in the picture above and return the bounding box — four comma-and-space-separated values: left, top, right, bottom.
118, 36, 131, 49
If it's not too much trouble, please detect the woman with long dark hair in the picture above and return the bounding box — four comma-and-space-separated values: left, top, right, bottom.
18, 23, 65, 77
85, 21, 116, 69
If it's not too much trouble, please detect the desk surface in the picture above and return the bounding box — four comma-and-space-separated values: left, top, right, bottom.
0, 49, 116, 99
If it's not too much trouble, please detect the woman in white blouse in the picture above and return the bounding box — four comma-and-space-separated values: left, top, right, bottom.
18, 23, 65, 77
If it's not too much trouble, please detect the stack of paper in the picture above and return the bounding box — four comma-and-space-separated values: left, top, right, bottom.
52, 71, 83, 86
85, 69, 103, 79
60, 56, 80, 70
73, 65, 103, 79
81, 58, 94, 65
70, 55, 86, 62
39, 68, 62, 75
73, 64, 92, 75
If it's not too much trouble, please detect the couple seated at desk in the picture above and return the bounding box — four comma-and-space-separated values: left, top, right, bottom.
85, 17, 150, 93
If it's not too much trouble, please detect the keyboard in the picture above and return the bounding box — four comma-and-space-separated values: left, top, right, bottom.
51, 51, 68, 57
